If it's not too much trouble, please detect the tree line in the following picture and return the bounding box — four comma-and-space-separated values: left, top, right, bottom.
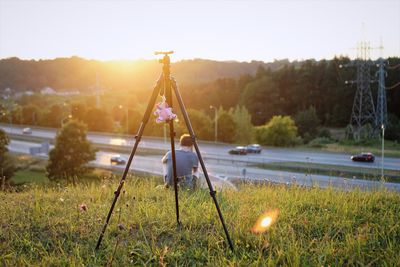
1, 56, 399, 143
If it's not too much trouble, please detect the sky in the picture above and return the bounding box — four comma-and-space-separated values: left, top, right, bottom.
0, 0, 399, 62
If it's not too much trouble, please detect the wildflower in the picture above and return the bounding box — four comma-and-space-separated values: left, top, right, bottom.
59, 198, 64, 202
118, 223, 125, 231
262, 240, 270, 250
79, 203, 88, 212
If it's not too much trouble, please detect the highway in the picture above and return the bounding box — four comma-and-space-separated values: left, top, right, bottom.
7, 138, 400, 192
2, 124, 400, 171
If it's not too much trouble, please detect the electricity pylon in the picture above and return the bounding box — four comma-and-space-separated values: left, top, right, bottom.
347, 41, 377, 141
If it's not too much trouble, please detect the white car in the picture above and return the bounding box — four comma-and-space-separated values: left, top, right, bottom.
110, 155, 126, 165
22, 127, 32, 134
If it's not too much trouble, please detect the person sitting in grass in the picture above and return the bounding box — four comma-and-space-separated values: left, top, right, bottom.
162, 134, 199, 190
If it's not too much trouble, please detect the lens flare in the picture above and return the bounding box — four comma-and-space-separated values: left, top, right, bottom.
251, 209, 279, 234
261, 217, 272, 227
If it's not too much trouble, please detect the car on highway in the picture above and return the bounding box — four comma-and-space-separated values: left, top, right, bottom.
110, 155, 126, 165
351, 152, 375, 162
246, 144, 262, 154
229, 146, 247, 155
22, 127, 32, 134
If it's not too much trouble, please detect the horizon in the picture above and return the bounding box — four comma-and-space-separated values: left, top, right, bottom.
0, 54, 362, 64
0, 0, 399, 62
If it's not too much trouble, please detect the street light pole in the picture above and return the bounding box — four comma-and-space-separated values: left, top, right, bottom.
119, 105, 129, 134
381, 124, 385, 179
126, 108, 129, 134
210, 105, 218, 143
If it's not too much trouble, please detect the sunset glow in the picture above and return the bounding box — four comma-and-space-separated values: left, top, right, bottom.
0, 1, 399, 61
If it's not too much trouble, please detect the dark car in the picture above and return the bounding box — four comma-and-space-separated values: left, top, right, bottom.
351, 153, 375, 162
110, 155, 126, 165
229, 146, 247, 155
246, 144, 262, 154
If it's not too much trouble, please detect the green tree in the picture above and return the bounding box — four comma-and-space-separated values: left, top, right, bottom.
0, 129, 15, 181
217, 108, 236, 143
121, 109, 142, 134
21, 105, 40, 125
46, 120, 96, 183
84, 107, 113, 132
240, 76, 281, 125
40, 104, 63, 127
386, 113, 400, 141
184, 109, 212, 140
70, 103, 87, 122
255, 115, 298, 146
232, 105, 253, 144
294, 106, 320, 142
10, 105, 22, 124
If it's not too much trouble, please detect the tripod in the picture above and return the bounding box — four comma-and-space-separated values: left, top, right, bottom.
95, 51, 234, 251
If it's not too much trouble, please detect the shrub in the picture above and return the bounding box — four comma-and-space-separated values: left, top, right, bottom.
46, 120, 96, 184
307, 137, 334, 148
294, 106, 320, 139
255, 115, 298, 146
0, 129, 15, 181
318, 128, 332, 139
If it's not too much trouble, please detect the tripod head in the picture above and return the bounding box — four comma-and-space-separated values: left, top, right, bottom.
155, 51, 174, 65
155, 51, 174, 92
154, 51, 173, 55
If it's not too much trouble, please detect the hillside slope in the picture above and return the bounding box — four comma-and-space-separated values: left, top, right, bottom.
0, 177, 399, 266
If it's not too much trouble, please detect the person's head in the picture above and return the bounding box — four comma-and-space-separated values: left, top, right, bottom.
180, 134, 193, 147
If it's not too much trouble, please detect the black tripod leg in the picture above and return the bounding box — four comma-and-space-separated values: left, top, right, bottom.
168, 119, 181, 227
171, 79, 234, 251
95, 77, 162, 250
165, 76, 181, 227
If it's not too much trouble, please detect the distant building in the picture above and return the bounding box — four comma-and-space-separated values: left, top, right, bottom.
41, 87, 56, 95
25, 90, 34, 96
15, 91, 34, 98
40, 86, 80, 96
57, 90, 80, 96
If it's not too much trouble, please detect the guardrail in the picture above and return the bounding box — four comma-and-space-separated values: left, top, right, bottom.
0, 123, 232, 147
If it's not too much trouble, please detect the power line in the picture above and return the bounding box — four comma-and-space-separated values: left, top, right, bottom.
386, 64, 400, 70
385, 81, 400, 90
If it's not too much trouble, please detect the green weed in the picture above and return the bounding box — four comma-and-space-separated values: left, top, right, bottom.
0, 177, 399, 266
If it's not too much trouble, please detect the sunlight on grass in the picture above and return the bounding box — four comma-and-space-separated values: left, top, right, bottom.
252, 209, 279, 234
11, 169, 49, 185
0, 177, 399, 265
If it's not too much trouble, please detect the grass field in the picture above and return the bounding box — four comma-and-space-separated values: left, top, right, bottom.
1, 177, 399, 266
11, 169, 49, 185
254, 161, 400, 183
322, 140, 400, 158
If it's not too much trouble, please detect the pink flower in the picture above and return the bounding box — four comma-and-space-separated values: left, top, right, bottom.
118, 223, 125, 231
79, 203, 88, 212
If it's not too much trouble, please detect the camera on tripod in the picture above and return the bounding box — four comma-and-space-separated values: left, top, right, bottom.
155, 51, 173, 64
